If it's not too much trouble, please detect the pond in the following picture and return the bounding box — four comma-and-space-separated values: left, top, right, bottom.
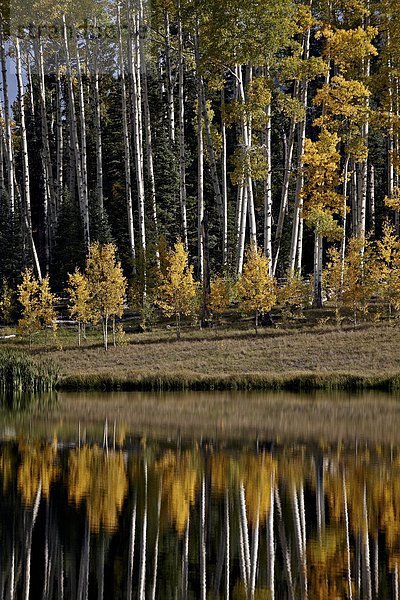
1, 390, 400, 599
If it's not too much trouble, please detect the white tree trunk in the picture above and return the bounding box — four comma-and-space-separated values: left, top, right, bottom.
369, 164, 375, 235
0, 24, 15, 213
127, 496, 137, 600
178, 7, 188, 250
139, 458, 147, 600
62, 15, 90, 250
93, 19, 104, 213
139, 9, 159, 264
130, 2, 146, 261
222, 88, 228, 267
164, 9, 175, 144
117, 4, 136, 264
36, 35, 56, 271
264, 98, 273, 269
200, 476, 206, 600
273, 81, 299, 275
195, 29, 204, 283
74, 27, 90, 240
55, 55, 64, 212
15, 36, 42, 280
290, 27, 310, 273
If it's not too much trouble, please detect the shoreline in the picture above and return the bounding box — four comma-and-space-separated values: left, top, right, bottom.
57, 371, 400, 392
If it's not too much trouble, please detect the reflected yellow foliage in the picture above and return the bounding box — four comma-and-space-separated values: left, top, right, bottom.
68, 446, 127, 533
17, 441, 59, 506
239, 454, 276, 525
156, 450, 198, 536
0, 446, 14, 493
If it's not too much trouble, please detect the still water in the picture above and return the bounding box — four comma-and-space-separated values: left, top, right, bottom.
1, 390, 400, 599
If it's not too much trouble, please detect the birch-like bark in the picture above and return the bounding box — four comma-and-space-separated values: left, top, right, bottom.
289, 25, 311, 273
275, 486, 295, 600
93, 19, 104, 213
237, 64, 256, 273
15, 36, 42, 280
62, 15, 90, 249
239, 483, 251, 588
340, 155, 350, 288
273, 81, 299, 275
359, 8, 371, 245
130, 3, 146, 262
139, 7, 159, 262
222, 87, 228, 267
369, 164, 375, 235
267, 476, 275, 600
195, 28, 204, 283
151, 480, 162, 600
343, 471, 353, 600
164, 9, 175, 143
200, 476, 206, 600
139, 459, 147, 600
117, 4, 136, 265
127, 494, 137, 600
36, 34, 56, 271
225, 490, 230, 600
362, 485, 372, 600
264, 97, 273, 269
74, 29, 90, 243
237, 186, 248, 274
23, 481, 42, 600
0, 24, 14, 213
250, 495, 260, 599
177, 6, 188, 250
55, 55, 63, 211
181, 515, 190, 600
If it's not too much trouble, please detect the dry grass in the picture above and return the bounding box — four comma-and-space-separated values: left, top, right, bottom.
2, 321, 400, 390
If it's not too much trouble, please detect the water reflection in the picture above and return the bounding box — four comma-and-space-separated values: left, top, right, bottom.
1, 436, 400, 599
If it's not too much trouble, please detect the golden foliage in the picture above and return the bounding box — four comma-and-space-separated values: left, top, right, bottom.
17, 270, 58, 340
156, 241, 198, 336
156, 450, 198, 536
209, 276, 231, 321
17, 442, 59, 506
236, 245, 276, 329
67, 268, 92, 324
68, 446, 128, 533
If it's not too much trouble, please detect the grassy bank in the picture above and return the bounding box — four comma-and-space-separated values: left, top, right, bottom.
1, 321, 399, 392
59, 371, 400, 392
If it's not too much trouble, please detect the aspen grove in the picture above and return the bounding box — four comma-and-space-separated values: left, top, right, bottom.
1, 0, 400, 331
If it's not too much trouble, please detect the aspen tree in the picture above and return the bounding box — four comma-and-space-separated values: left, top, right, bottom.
277, 272, 308, 320
67, 269, 92, 346
341, 236, 374, 325
236, 244, 276, 334
85, 242, 127, 351
17, 269, 57, 345
209, 276, 231, 326
117, 3, 136, 265
62, 15, 90, 250
177, 1, 188, 250
15, 37, 42, 280
302, 129, 343, 306
373, 220, 400, 318
0, 22, 14, 214
156, 240, 198, 339
130, 0, 147, 266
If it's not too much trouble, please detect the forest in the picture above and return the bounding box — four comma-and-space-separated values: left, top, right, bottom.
1, 0, 400, 331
